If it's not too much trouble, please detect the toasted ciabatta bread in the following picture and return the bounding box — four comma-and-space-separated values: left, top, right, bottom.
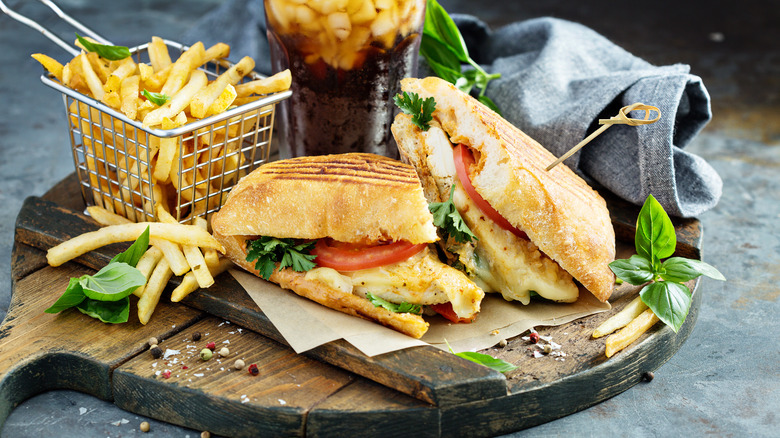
211, 153, 484, 338
392, 77, 615, 302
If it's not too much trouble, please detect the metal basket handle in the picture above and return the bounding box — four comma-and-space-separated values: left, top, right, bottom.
0, 0, 112, 56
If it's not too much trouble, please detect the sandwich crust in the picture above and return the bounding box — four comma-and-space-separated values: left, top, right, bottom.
214, 231, 430, 338
211, 153, 438, 245
394, 77, 615, 302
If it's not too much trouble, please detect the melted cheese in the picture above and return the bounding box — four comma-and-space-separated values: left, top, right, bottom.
304, 247, 484, 319
450, 183, 579, 304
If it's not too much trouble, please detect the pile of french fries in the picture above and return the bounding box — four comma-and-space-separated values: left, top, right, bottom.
34, 37, 292, 324
32, 36, 291, 223
593, 296, 660, 357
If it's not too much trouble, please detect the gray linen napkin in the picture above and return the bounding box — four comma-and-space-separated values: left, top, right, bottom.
180, 1, 722, 218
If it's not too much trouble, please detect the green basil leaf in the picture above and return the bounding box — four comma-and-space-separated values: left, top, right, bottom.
110, 226, 150, 267
76, 33, 131, 61
420, 34, 462, 72
635, 194, 676, 265
76, 297, 130, 324
609, 255, 654, 285
366, 293, 422, 315
141, 89, 170, 107
640, 281, 691, 332
661, 257, 726, 283
44, 277, 87, 313
80, 262, 146, 301
455, 351, 518, 373
424, 0, 469, 62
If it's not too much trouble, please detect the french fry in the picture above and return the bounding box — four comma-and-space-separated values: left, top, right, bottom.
142, 63, 172, 92
593, 296, 648, 338
604, 308, 660, 358
46, 222, 225, 267
137, 258, 173, 325
110, 58, 138, 80
160, 41, 205, 97
202, 42, 230, 64
190, 56, 255, 118
171, 257, 233, 302
195, 217, 220, 269
86, 52, 110, 84
31, 53, 64, 82
138, 63, 155, 83
148, 36, 172, 72
120, 75, 140, 120
234, 69, 291, 96
78, 53, 105, 100
132, 246, 164, 297
144, 70, 208, 127
157, 205, 213, 287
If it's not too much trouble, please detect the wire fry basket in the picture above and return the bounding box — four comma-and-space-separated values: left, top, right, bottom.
2, 0, 290, 224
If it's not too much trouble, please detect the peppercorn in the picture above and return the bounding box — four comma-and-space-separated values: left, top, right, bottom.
234, 359, 245, 370
148, 337, 158, 347
498, 339, 508, 348
200, 348, 213, 361
140, 421, 150, 432
543, 344, 553, 354
529, 332, 540, 344
201, 431, 211, 438
192, 332, 202, 342
219, 347, 230, 357
248, 363, 259, 376
150, 346, 163, 359
643, 371, 655, 382
206, 341, 216, 351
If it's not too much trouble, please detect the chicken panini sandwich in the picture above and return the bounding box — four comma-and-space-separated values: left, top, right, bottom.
211, 153, 485, 338
392, 77, 616, 305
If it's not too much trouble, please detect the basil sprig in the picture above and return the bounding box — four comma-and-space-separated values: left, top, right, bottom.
421, 0, 502, 114
45, 227, 150, 323
141, 89, 170, 106
609, 195, 725, 332
445, 340, 517, 373
76, 33, 131, 61
366, 292, 422, 315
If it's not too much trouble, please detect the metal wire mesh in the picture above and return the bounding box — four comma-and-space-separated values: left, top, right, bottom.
44, 39, 290, 224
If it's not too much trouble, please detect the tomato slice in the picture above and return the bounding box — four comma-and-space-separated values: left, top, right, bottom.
453, 144, 528, 240
430, 302, 475, 324
311, 239, 427, 272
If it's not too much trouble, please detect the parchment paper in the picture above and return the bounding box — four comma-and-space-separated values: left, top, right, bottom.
230, 269, 611, 357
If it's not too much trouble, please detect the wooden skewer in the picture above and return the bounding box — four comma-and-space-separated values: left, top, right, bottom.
545, 103, 661, 171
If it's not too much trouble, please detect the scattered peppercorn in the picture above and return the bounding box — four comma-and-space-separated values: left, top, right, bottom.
529, 332, 540, 344
543, 344, 553, 354
643, 371, 655, 382
140, 421, 150, 433
192, 332, 202, 342
498, 339, 508, 348
201, 431, 211, 438
150, 346, 163, 359
182, 366, 188, 370
148, 337, 158, 347
219, 347, 230, 357
248, 363, 259, 376
234, 359, 245, 370
200, 348, 213, 361
206, 342, 216, 351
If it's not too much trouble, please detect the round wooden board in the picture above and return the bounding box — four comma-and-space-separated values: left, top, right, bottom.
1, 174, 703, 437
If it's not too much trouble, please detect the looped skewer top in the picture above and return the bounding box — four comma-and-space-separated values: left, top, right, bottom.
545, 103, 661, 171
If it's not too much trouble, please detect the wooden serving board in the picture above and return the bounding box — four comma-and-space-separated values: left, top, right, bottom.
1, 173, 703, 437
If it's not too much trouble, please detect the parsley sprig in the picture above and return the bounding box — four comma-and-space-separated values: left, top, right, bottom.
421, 0, 502, 114
45, 226, 150, 323
141, 89, 170, 106
393, 91, 436, 131
246, 237, 317, 280
429, 185, 477, 244
76, 33, 131, 61
366, 292, 422, 315
609, 195, 725, 332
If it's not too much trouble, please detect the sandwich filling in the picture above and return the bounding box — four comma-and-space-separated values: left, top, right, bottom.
422, 124, 578, 304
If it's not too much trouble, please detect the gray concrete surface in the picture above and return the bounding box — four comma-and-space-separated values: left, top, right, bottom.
1, 0, 777, 436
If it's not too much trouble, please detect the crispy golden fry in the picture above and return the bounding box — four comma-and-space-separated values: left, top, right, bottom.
86, 52, 110, 84
111, 58, 138, 80
194, 217, 220, 269
132, 246, 164, 297
149, 36, 172, 72
153, 117, 183, 181
605, 308, 660, 358
31, 53, 64, 82
46, 222, 224, 267
156, 205, 213, 287
137, 258, 173, 325
144, 70, 208, 127
203, 42, 230, 64
234, 69, 291, 96
593, 296, 648, 338
78, 53, 105, 100
171, 257, 233, 302
120, 75, 140, 120
160, 41, 205, 97
142, 63, 172, 92
190, 56, 255, 118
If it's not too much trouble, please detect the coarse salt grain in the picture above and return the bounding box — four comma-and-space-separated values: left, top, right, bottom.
79, 407, 87, 415
163, 349, 180, 359
532, 350, 544, 358
194, 373, 204, 377
223, 340, 230, 344
278, 399, 286, 405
